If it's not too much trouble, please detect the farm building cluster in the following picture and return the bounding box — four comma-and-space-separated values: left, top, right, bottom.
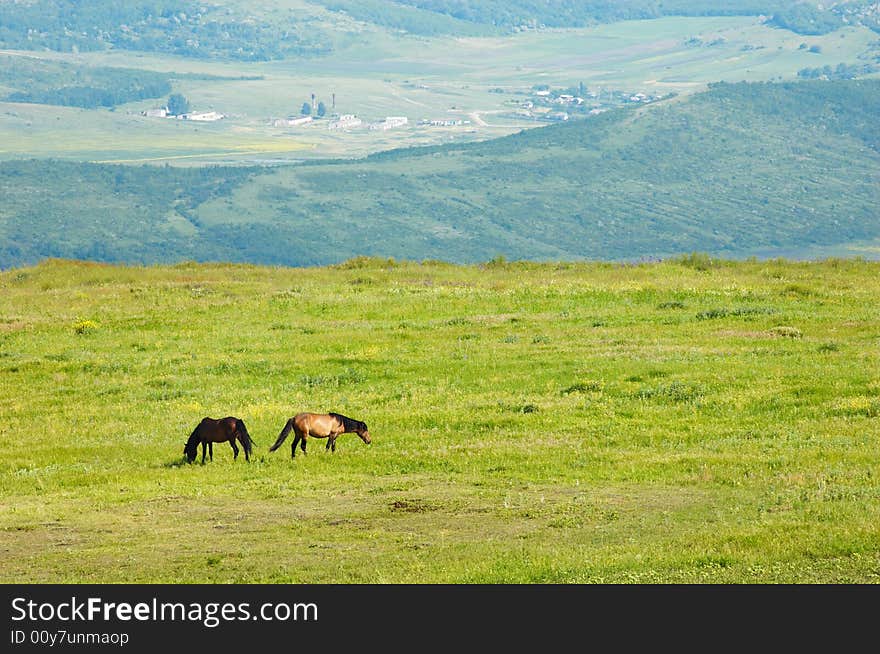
266, 92, 417, 132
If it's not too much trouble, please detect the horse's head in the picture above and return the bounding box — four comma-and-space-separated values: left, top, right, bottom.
183, 440, 198, 463
183, 429, 201, 463
356, 421, 371, 445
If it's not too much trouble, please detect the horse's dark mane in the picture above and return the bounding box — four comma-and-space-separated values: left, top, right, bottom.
185, 429, 202, 447
330, 412, 363, 432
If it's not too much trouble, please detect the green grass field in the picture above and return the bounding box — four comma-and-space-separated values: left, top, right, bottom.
1, 257, 878, 582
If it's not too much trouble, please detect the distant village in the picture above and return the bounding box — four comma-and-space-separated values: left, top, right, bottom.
262, 82, 664, 131
263, 84, 662, 133
506, 84, 664, 123
141, 83, 663, 133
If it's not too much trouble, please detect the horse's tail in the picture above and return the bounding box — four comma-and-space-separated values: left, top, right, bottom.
269, 419, 294, 452
237, 419, 254, 457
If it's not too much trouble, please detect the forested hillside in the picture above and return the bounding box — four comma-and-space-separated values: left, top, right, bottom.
0, 163, 253, 265
0, 55, 261, 109
0, 0, 335, 60
323, 0, 879, 36
0, 55, 172, 109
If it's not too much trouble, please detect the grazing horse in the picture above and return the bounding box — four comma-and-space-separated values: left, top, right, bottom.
184, 416, 254, 464
269, 412, 370, 458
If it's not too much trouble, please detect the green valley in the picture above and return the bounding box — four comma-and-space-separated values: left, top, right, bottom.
2, 79, 878, 267
1, 10, 877, 164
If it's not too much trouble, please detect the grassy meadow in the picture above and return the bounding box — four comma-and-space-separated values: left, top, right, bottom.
1, 257, 878, 583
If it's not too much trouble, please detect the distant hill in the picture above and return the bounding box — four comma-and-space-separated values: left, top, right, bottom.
321, 1, 877, 36
0, 0, 337, 60
1, 79, 878, 268
1, 1, 871, 61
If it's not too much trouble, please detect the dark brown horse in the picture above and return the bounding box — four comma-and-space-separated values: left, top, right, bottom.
269, 412, 370, 458
184, 416, 254, 463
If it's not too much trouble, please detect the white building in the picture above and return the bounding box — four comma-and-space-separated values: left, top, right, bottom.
143, 108, 168, 118
370, 116, 409, 130
179, 111, 224, 121
385, 116, 408, 128
328, 114, 362, 130
274, 115, 313, 127
427, 119, 463, 127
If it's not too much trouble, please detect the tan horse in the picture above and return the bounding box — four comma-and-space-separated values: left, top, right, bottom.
269, 412, 371, 457
183, 416, 254, 463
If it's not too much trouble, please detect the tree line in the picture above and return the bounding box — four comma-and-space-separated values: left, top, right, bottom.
1, 55, 173, 109
383, 1, 796, 28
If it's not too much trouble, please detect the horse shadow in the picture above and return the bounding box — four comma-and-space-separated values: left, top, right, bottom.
160, 457, 191, 469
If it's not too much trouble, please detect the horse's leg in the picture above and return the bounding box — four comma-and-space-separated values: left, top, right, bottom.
239, 435, 249, 462
209, 442, 213, 461
230, 438, 239, 461
331, 435, 337, 453
290, 431, 301, 458
325, 438, 332, 451
201, 441, 206, 464
300, 433, 308, 455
